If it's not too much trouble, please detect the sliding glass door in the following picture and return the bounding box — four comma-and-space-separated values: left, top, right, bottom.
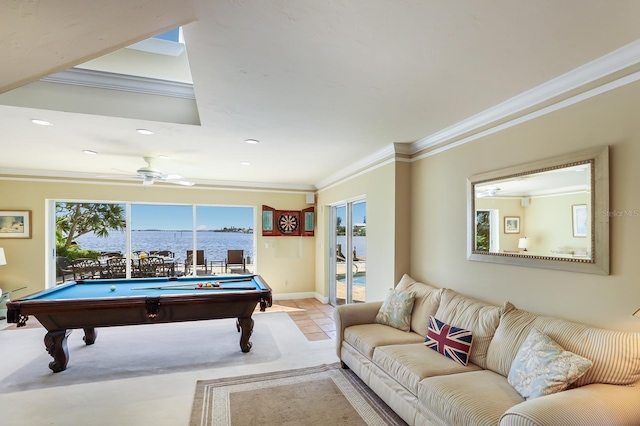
51, 201, 254, 285
330, 199, 366, 306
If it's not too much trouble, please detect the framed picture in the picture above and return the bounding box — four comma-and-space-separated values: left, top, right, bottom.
0, 210, 32, 239
572, 204, 588, 237
504, 216, 520, 234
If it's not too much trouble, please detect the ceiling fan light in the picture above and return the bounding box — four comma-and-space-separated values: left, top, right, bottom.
30, 118, 52, 126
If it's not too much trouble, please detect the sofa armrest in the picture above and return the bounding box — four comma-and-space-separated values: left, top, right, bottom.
500, 382, 640, 426
333, 301, 383, 358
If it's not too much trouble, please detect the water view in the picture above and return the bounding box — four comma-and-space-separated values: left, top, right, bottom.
75, 230, 254, 265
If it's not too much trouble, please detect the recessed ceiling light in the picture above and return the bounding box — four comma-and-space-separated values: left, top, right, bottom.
240, 161, 251, 166
244, 139, 259, 144
83, 150, 98, 155
158, 155, 170, 159
30, 118, 52, 126
136, 129, 154, 135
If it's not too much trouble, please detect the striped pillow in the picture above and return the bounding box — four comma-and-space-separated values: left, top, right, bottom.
487, 302, 640, 386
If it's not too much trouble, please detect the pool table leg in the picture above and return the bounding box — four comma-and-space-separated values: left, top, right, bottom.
44, 329, 71, 373
237, 316, 254, 353
83, 327, 97, 345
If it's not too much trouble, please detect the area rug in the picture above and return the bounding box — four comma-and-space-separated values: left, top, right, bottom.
190, 363, 407, 426
0, 314, 284, 393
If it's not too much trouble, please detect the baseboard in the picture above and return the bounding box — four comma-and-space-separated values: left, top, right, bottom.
272, 292, 329, 304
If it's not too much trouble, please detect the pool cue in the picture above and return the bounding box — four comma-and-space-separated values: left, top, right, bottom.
131, 283, 255, 291
132, 286, 256, 291
131, 277, 254, 291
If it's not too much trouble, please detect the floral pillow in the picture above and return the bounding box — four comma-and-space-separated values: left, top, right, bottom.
508, 328, 593, 400
374, 289, 415, 331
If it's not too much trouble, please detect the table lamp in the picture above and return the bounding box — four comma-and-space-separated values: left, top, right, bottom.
518, 237, 529, 252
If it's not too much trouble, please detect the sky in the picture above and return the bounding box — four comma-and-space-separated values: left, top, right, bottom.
335, 201, 366, 226
131, 204, 254, 231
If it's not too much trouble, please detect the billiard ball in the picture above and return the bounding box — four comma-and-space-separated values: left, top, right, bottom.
110, 286, 116, 291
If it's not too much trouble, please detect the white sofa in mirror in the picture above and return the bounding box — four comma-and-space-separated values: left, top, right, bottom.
467, 146, 609, 275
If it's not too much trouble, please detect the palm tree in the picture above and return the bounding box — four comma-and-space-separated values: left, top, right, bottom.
56, 203, 126, 249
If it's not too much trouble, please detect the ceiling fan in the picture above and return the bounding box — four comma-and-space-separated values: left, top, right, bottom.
476, 187, 501, 198
115, 157, 195, 186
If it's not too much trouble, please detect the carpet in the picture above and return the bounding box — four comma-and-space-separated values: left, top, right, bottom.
0, 314, 283, 393
190, 363, 407, 426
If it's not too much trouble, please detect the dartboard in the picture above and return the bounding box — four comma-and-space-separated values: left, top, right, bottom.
277, 212, 299, 234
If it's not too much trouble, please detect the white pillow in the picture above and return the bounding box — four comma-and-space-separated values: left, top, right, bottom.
508, 328, 592, 400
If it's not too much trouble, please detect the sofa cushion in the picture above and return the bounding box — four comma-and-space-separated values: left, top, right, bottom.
434, 289, 502, 369
418, 370, 524, 426
424, 316, 473, 366
395, 274, 443, 337
373, 343, 482, 394
374, 289, 416, 331
486, 302, 640, 386
508, 328, 593, 400
344, 324, 424, 359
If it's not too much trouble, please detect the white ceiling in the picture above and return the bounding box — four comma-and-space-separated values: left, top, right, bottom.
2, 1, 640, 189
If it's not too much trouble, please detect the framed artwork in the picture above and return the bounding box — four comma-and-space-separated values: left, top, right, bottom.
572, 204, 588, 237
504, 216, 520, 234
0, 210, 32, 239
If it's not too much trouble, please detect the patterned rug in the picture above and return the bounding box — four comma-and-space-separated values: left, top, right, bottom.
190, 363, 407, 426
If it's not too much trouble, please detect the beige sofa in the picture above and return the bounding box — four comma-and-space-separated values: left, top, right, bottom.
334, 274, 640, 425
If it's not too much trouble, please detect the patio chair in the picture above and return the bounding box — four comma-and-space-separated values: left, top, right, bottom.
70, 258, 103, 280
105, 257, 127, 279
55, 256, 73, 283
139, 256, 167, 277
185, 250, 208, 275
225, 250, 246, 273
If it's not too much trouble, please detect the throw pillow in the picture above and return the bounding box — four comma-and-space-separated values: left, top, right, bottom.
374, 289, 415, 331
424, 316, 473, 366
507, 328, 593, 400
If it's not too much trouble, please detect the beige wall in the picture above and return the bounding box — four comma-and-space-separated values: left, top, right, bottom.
526, 193, 590, 256
316, 160, 405, 302
0, 179, 315, 299
411, 80, 640, 332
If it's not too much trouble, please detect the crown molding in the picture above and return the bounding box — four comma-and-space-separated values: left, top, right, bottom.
41, 68, 195, 99
411, 39, 640, 153
315, 143, 411, 189
315, 39, 640, 189
0, 169, 316, 192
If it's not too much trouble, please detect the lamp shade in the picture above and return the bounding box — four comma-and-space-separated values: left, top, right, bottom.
518, 238, 529, 250
0, 247, 6, 266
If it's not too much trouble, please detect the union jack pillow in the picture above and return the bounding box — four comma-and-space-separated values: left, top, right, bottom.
424, 316, 473, 366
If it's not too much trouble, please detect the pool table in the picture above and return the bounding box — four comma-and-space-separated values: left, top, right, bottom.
6, 274, 272, 372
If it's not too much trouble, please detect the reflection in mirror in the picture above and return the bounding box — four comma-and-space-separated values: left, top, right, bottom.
467, 146, 609, 275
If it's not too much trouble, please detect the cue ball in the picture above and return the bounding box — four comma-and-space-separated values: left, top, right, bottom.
110, 286, 116, 291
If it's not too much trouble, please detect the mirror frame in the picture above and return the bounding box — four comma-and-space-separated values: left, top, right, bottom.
467, 146, 609, 275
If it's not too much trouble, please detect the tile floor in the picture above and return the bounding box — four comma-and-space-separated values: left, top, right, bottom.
266, 298, 336, 341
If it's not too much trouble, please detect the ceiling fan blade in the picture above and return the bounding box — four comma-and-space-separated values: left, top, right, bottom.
170, 180, 195, 186
163, 173, 183, 180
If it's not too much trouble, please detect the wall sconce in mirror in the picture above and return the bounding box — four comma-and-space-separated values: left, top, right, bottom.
467, 146, 609, 275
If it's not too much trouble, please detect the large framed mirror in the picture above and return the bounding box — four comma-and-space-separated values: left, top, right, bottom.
467, 146, 609, 275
